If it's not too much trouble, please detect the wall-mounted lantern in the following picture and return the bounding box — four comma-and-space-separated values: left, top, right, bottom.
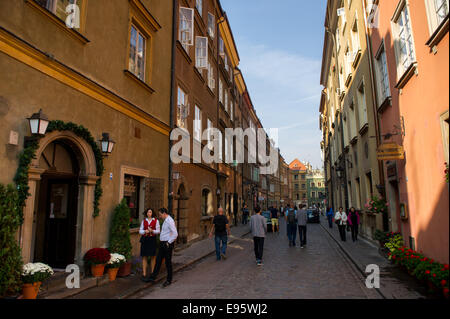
99, 133, 115, 156
27, 109, 49, 136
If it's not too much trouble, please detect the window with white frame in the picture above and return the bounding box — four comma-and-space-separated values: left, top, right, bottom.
219, 36, 225, 57
357, 81, 368, 128
195, 0, 202, 17
392, 3, 416, 78
129, 25, 147, 81
219, 78, 224, 104
224, 90, 228, 112
195, 36, 208, 69
194, 105, 202, 142
375, 44, 391, 106
218, 130, 223, 162
179, 7, 194, 51
425, 0, 449, 34
207, 61, 215, 90
208, 13, 215, 38
36, 0, 83, 29
177, 87, 189, 129
351, 18, 360, 55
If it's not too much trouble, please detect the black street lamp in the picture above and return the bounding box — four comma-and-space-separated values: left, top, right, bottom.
27, 109, 49, 136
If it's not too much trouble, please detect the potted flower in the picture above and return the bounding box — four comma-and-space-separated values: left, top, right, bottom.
106, 253, 126, 281
21, 263, 53, 299
365, 196, 388, 214
83, 248, 111, 277
109, 199, 132, 277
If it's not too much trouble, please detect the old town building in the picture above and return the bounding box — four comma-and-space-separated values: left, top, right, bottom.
289, 159, 308, 208
320, 0, 384, 240
368, 0, 449, 263
0, 0, 173, 266
306, 169, 326, 209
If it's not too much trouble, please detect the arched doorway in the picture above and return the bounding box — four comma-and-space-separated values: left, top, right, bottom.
34, 140, 80, 268
21, 130, 98, 267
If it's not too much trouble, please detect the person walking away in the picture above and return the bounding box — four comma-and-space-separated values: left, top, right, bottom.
242, 204, 250, 225
139, 208, 160, 281
250, 205, 267, 266
145, 208, 178, 287
347, 207, 360, 242
334, 207, 347, 242
285, 205, 297, 246
270, 205, 279, 233
297, 205, 308, 248
326, 207, 334, 229
209, 207, 230, 260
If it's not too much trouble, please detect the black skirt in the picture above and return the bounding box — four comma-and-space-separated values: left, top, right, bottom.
140, 236, 157, 257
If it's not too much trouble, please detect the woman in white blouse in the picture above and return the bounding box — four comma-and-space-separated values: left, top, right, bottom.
139, 208, 160, 280
334, 207, 348, 242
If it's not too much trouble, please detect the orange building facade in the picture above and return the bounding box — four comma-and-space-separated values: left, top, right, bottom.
368, 0, 449, 263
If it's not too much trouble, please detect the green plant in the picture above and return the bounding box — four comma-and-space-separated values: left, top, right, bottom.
445, 162, 449, 183
0, 184, 24, 297
385, 234, 404, 258
109, 199, 133, 261
21, 263, 53, 284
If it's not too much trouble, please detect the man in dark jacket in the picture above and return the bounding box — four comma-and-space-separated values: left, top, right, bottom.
297, 205, 308, 248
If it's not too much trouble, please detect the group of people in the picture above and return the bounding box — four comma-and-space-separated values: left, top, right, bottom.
284, 204, 308, 248
326, 206, 360, 242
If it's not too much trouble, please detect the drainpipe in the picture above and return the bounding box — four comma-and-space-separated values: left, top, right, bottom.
168, 0, 177, 214
361, 1, 388, 231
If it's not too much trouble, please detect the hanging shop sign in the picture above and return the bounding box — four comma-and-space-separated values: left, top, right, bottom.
377, 143, 405, 161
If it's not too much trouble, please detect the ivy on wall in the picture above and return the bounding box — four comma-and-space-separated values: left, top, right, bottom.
13, 120, 105, 221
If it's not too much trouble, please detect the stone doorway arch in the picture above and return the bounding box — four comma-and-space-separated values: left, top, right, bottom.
21, 130, 98, 266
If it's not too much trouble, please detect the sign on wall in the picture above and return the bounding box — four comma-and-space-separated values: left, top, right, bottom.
377, 143, 405, 161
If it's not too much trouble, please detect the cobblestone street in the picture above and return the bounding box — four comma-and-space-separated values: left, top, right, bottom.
134, 218, 381, 299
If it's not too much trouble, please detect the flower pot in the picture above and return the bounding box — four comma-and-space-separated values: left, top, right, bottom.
108, 267, 119, 281
117, 261, 131, 277
22, 282, 41, 299
91, 264, 106, 277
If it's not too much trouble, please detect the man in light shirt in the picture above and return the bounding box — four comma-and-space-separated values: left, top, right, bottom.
145, 208, 178, 287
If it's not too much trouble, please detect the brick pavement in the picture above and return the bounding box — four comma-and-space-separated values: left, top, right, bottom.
134, 219, 383, 299
319, 217, 430, 299
63, 223, 251, 299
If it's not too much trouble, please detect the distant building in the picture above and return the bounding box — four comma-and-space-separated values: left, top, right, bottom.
289, 159, 308, 208
306, 169, 325, 209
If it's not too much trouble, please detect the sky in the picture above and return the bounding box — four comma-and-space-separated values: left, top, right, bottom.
221, 0, 327, 168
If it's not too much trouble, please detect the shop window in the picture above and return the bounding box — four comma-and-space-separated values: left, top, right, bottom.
124, 174, 141, 228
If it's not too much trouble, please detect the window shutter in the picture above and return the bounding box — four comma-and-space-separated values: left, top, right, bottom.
180, 7, 194, 46
195, 36, 208, 69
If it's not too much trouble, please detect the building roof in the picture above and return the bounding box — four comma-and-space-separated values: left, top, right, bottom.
289, 159, 307, 171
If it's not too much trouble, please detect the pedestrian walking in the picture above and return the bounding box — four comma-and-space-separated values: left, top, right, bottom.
209, 207, 230, 261
297, 205, 308, 248
250, 205, 267, 266
270, 205, 279, 233
145, 208, 178, 287
139, 208, 160, 281
334, 207, 348, 242
347, 207, 360, 242
242, 204, 249, 225
285, 205, 297, 246
326, 206, 334, 228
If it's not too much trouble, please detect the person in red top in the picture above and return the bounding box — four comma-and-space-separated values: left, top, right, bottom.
139, 208, 160, 281
347, 207, 360, 242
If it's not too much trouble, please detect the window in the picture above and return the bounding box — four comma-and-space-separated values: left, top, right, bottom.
224, 90, 228, 112
351, 18, 360, 54
230, 100, 234, 120
195, 36, 208, 69
302, 175, 306, 180
312, 183, 315, 187
177, 87, 189, 129
208, 13, 215, 38
336, 28, 341, 52
343, 111, 350, 146
207, 61, 215, 89
294, 175, 298, 180
219, 78, 224, 104
345, 45, 352, 80
219, 36, 225, 57
179, 7, 194, 50
302, 184, 306, 189
207, 118, 213, 151
349, 100, 357, 139
124, 174, 141, 228
392, 3, 416, 78
375, 44, 391, 105
295, 184, 299, 190
194, 105, 202, 142
365, 171, 374, 199
195, 0, 202, 17
311, 192, 316, 198
357, 81, 368, 128
225, 134, 232, 163
35, 0, 83, 29
425, 0, 449, 34
355, 178, 362, 209
129, 25, 147, 81
339, 67, 345, 90
202, 189, 210, 216
218, 130, 223, 162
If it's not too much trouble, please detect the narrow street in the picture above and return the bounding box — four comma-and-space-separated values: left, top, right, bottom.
132, 218, 380, 299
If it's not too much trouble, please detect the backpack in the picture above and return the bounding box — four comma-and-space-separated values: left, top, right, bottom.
287, 209, 296, 224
